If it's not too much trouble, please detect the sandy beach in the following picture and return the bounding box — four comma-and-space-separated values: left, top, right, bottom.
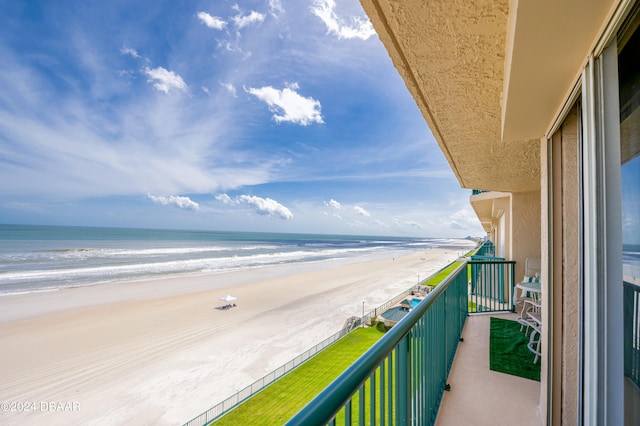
0, 247, 468, 425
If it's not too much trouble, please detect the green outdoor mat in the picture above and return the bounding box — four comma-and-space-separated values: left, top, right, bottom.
489, 317, 541, 381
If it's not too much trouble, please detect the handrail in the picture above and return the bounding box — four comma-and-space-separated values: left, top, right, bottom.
286, 261, 469, 425
184, 281, 431, 425
474, 240, 495, 257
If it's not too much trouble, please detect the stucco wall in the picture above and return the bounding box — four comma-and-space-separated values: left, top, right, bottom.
511, 191, 541, 280
540, 105, 580, 424
560, 107, 579, 426
540, 135, 550, 421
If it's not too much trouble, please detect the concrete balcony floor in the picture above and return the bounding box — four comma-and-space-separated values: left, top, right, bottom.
436, 313, 542, 426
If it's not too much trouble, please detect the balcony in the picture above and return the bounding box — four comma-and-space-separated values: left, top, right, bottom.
436, 313, 540, 425
287, 252, 542, 425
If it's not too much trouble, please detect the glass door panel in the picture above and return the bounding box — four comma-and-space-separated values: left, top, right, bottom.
618, 18, 640, 426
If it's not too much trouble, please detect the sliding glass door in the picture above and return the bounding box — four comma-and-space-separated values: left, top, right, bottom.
618, 15, 640, 425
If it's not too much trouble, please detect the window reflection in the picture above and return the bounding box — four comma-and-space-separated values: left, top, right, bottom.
619, 19, 640, 426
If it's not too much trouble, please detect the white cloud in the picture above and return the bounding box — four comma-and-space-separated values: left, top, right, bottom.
238, 195, 292, 219
221, 82, 237, 97
353, 206, 370, 217
444, 209, 480, 231
120, 46, 140, 58
201, 86, 210, 94
324, 199, 341, 209
144, 67, 188, 94
269, 0, 285, 17
247, 83, 323, 125
311, 0, 375, 40
405, 220, 424, 229
147, 193, 199, 210
215, 193, 236, 205
233, 11, 265, 29
372, 219, 388, 228
197, 12, 227, 30
217, 194, 293, 219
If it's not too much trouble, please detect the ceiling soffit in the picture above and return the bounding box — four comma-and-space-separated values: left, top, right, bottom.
502, 0, 617, 142
359, 0, 617, 192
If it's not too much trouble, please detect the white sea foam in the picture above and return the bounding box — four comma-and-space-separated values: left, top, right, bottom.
0, 225, 478, 296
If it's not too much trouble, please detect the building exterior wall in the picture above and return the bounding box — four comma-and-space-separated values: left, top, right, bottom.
539, 104, 581, 424
511, 191, 541, 281
540, 134, 550, 422
538, 103, 582, 425
357, 1, 636, 423
560, 106, 580, 426
494, 197, 511, 259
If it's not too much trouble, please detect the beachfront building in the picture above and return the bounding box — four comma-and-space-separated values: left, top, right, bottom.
288, 0, 640, 424
359, 0, 640, 424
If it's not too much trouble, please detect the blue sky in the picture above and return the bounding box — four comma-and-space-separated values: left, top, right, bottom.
0, 0, 484, 238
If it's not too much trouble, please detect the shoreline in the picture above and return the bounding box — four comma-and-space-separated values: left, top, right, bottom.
0, 248, 425, 323
0, 246, 470, 425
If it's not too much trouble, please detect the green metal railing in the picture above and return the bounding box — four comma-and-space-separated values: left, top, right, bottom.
624, 281, 640, 389
468, 259, 516, 313
471, 189, 488, 195
474, 241, 494, 257
286, 262, 469, 426
184, 283, 430, 426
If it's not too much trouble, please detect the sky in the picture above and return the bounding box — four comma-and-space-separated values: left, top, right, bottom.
0, 0, 485, 238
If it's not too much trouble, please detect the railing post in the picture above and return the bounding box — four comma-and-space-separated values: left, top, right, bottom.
510, 262, 516, 312
396, 335, 411, 425
286, 262, 469, 426
624, 283, 631, 380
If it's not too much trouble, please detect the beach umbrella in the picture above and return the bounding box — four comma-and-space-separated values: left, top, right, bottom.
219, 294, 237, 302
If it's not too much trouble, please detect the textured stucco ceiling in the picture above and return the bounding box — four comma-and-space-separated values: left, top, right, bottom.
360, 0, 617, 192
470, 191, 511, 232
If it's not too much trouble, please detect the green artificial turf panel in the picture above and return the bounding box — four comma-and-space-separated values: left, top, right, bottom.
213, 327, 385, 425
489, 317, 541, 381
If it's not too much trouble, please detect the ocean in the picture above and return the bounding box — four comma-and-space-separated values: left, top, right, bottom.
0, 224, 472, 296
624, 244, 640, 282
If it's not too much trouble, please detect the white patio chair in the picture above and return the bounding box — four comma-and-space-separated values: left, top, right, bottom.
514, 257, 541, 317
524, 297, 542, 363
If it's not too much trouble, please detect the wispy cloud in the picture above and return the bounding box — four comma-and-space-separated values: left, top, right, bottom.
442, 209, 479, 231
232, 10, 265, 29
404, 220, 424, 229
269, 0, 285, 18
120, 46, 140, 59
147, 194, 199, 210
216, 193, 293, 220
144, 67, 188, 94
221, 82, 237, 97
197, 12, 227, 30
353, 205, 370, 217
311, 0, 375, 40
247, 83, 323, 125
0, 0, 477, 237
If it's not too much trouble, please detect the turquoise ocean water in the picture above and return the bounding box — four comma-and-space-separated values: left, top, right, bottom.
0, 224, 471, 296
